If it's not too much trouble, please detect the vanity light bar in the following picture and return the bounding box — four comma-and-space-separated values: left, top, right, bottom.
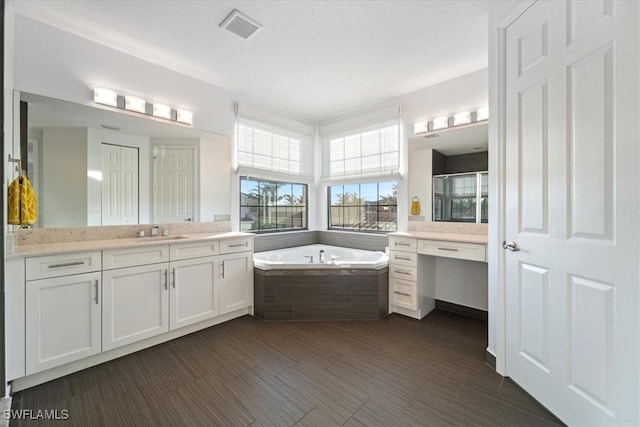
413, 106, 489, 136
153, 103, 172, 120
176, 109, 193, 125
92, 88, 193, 126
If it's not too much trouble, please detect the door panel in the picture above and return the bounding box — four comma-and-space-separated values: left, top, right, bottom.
153, 146, 196, 223
504, 1, 639, 424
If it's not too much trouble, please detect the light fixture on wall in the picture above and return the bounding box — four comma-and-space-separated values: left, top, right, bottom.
124, 95, 146, 114
92, 88, 193, 126
94, 88, 118, 107
153, 103, 172, 120
413, 105, 489, 136
176, 109, 194, 125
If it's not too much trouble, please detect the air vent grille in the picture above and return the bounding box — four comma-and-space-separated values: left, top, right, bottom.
220, 9, 263, 40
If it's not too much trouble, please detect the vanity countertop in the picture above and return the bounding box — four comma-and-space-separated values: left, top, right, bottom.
10, 231, 254, 258
389, 231, 488, 245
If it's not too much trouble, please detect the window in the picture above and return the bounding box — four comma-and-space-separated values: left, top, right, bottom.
237, 120, 312, 178
240, 178, 307, 233
323, 122, 400, 180
433, 172, 488, 223
329, 181, 397, 232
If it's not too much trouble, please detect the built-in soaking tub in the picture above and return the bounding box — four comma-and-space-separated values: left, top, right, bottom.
253, 244, 389, 321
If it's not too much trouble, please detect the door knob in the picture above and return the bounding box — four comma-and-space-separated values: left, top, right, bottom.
503, 241, 520, 252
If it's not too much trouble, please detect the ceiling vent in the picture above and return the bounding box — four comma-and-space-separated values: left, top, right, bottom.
219, 9, 263, 40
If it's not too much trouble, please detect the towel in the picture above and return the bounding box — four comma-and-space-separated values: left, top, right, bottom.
8, 175, 38, 225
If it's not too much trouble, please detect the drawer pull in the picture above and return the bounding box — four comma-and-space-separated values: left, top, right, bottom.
48, 261, 85, 269
394, 270, 411, 275
172, 268, 176, 288
394, 291, 411, 297
437, 247, 459, 252
95, 280, 99, 305
228, 242, 248, 248
164, 269, 168, 290
394, 255, 412, 261
394, 242, 411, 247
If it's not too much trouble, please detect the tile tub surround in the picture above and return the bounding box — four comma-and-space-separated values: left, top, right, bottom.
254, 230, 388, 253
254, 267, 389, 321
11, 221, 232, 247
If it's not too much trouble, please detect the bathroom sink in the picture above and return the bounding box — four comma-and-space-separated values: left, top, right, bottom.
136, 235, 188, 242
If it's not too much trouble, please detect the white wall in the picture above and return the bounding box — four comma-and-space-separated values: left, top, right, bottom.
41, 128, 88, 227
315, 69, 488, 231
200, 135, 231, 222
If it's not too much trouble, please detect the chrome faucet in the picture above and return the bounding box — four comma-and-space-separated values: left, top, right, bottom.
304, 255, 314, 263
319, 250, 325, 263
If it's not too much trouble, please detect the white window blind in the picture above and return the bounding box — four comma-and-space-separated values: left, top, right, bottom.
323, 122, 400, 181
237, 120, 312, 179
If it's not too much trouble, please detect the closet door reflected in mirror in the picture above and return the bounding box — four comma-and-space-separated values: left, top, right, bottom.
101, 143, 139, 226
433, 172, 487, 223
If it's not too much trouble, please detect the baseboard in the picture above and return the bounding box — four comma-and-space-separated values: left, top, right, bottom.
435, 299, 487, 320
485, 350, 497, 369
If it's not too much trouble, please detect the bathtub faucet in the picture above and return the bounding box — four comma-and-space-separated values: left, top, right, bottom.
304, 255, 314, 263
319, 250, 325, 263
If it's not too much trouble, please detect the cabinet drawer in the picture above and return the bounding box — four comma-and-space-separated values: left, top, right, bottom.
103, 245, 170, 270
417, 240, 486, 262
170, 241, 219, 261
219, 237, 253, 254
26, 252, 101, 280
391, 278, 417, 310
389, 250, 417, 267
388, 236, 417, 252
389, 265, 417, 281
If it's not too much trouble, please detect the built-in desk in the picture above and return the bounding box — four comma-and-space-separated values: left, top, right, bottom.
388, 232, 488, 319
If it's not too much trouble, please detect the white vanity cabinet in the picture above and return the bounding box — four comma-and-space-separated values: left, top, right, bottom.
102, 262, 170, 351
25, 252, 102, 374
169, 240, 220, 330
388, 233, 487, 320
219, 236, 254, 314
13, 233, 254, 391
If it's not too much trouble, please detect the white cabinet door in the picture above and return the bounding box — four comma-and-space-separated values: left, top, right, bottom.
219, 252, 253, 315
102, 263, 169, 351
170, 256, 218, 330
26, 272, 101, 374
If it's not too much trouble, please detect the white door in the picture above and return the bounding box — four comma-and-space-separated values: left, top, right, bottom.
170, 256, 219, 330
153, 146, 196, 223
25, 272, 101, 374
504, 1, 639, 425
102, 263, 169, 351
219, 252, 252, 315
102, 144, 139, 225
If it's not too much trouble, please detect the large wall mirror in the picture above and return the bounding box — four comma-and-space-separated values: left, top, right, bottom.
408, 121, 488, 223
16, 91, 231, 228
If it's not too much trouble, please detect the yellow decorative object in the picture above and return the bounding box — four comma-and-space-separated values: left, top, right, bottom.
410, 196, 420, 215
8, 177, 20, 225
7, 175, 38, 226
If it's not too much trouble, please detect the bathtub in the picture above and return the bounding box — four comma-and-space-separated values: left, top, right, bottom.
253, 244, 389, 321
253, 244, 388, 270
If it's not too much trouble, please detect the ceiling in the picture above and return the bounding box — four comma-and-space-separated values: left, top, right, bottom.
12, 1, 490, 121
409, 122, 488, 156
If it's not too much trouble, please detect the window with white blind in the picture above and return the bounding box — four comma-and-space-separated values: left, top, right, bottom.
323, 122, 400, 181
237, 120, 312, 179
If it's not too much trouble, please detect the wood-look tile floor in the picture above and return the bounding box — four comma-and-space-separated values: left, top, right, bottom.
10, 311, 563, 426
